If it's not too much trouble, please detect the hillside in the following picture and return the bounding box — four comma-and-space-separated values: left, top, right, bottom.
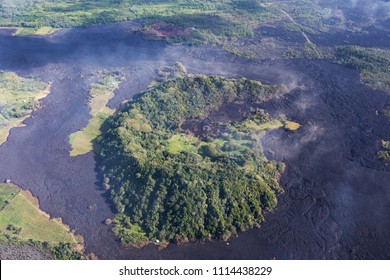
98, 75, 287, 246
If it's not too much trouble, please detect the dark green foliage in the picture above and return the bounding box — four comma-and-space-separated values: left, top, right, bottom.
6, 224, 22, 234
98, 75, 284, 245
112, 214, 148, 247
335, 46, 390, 92
50, 242, 83, 260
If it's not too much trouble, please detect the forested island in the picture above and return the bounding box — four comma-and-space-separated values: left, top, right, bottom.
335, 46, 390, 92
98, 75, 287, 247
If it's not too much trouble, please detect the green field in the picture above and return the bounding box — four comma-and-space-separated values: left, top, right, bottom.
69, 70, 123, 156
0, 183, 78, 245
14, 26, 60, 36
165, 134, 199, 154
0, 71, 50, 145
0, 183, 18, 211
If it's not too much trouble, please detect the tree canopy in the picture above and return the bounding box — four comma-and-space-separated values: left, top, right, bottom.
98, 75, 285, 246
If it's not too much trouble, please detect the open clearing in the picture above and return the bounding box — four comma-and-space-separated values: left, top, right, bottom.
0, 183, 78, 244
69, 70, 123, 156
0, 71, 50, 145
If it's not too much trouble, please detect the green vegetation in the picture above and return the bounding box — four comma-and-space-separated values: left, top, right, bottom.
240, 109, 283, 132
335, 46, 390, 92
0, 183, 18, 211
0, 183, 85, 259
378, 140, 390, 161
0, 0, 377, 61
0, 0, 349, 34
165, 134, 199, 154
284, 120, 301, 131
69, 70, 124, 156
14, 26, 59, 36
0, 183, 78, 244
278, 0, 335, 34
0, 71, 50, 144
0, 0, 283, 45
98, 75, 285, 246
156, 62, 187, 81
112, 214, 148, 248
0, 0, 362, 59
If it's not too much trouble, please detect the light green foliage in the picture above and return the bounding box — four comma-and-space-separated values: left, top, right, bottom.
165, 134, 199, 154
0, 183, 84, 259
0, 71, 48, 121
0, 184, 78, 245
240, 110, 283, 132
0, 0, 283, 44
112, 214, 148, 247
69, 70, 123, 156
14, 26, 59, 36
284, 120, 301, 131
0, 70, 50, 144
0, 183, 18, 211
98, 75, 285, 245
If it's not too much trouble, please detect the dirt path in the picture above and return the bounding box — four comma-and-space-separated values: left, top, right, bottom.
262, 2, 321, 57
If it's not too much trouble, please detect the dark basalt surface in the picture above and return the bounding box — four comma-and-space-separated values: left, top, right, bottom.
0, 21, 389, 259
0, 244, 52, 260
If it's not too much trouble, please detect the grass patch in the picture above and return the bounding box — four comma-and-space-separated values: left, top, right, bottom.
240, 109, 284, 132
244, 119, 283, 131
0, 71, 50, 145
0, 183, 79, 245
284, 120, 301, 131
14, 26, 59, 36
165, 134, 199, 155
69, 70, 123, 156
0, 183, 18, 211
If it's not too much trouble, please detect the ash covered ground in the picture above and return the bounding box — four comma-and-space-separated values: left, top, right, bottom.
0, 10, 389, 259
